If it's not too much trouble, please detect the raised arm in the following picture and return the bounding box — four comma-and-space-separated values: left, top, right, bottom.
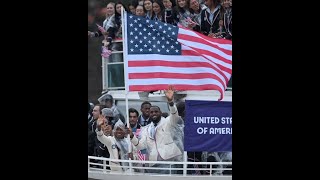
95, 117, 113, 147
165, 85, 180, 127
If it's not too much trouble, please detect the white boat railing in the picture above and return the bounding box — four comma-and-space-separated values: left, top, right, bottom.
88, 155, 232, 177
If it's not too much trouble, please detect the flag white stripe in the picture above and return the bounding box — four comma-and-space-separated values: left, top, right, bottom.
127, 53, 231, 69
203, 54, 232, 77
181, 45, 232, 77
128, 58, 231, 82
128, 66, 228, 86
178, 39, 232, 61
181, 45, 232, 70
128, 66, 225, 76
178, 28, 232, 50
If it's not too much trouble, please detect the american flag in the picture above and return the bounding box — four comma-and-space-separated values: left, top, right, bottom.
123, 12, 232, 100
137, 150, 146, 161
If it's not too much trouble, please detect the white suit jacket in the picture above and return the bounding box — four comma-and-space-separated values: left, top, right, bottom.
131, 104, 182, 163
96, 130, 139, 171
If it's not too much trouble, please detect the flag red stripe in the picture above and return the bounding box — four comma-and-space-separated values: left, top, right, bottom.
137, 150, 145, 161
129, 72, 226, 89
179, 41, 232, 66
128, 60, 228, 87
179, 26, 232, 45
181, 50, 232, 75
178, 34, 232, 56
138, 153, 144, 160
129, 72, 223, 79
129, 60, 227, 69
129, 84, 223, 91
128, 58, 229, 82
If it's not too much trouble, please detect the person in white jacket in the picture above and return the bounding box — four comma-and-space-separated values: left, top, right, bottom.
128, 85, 183, 174
96, 118, 138, 172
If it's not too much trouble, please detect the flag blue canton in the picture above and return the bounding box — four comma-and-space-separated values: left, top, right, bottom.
127, 14, 181, 55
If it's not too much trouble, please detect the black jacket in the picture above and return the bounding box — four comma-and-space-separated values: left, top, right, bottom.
88, 118, 110, 158
223, 8, 232, 40
164, 8, 179, 25
138, 115, 151, 126
200, 5, 224, 35
88, 128, 95, 156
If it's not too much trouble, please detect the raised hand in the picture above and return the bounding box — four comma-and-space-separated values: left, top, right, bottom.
97, 115, 106, 130
164, 85, 175, 102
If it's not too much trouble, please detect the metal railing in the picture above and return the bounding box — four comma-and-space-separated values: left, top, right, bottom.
88, 156, 232, 177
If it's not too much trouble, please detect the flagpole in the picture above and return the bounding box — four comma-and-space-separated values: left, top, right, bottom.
122, 8, 129, 96
121, 6, 132, 173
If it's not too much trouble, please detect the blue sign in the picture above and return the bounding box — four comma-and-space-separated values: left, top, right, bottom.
184, 100, 232, 152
